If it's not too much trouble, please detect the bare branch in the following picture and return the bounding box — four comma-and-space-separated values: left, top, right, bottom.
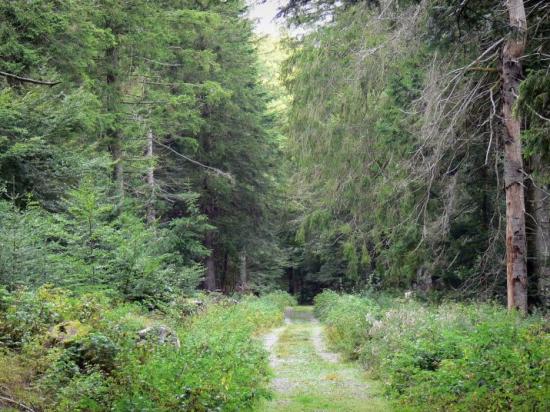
120, 101, 168, 105
0, 395, 36, 412
466, 66, 498, 73
139, 57, 183, 67
0, 70, 61, 86
153, 139, 234, 182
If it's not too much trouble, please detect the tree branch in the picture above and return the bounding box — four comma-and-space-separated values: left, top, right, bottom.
0, 395, 36, 412
139, 57, 183, 67
466, 66, 498, 73
0, 70, 61, 86
120, 100, 168, 105
153, 139, 234, 182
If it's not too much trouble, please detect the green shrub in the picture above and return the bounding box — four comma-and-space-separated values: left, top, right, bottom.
66, 333, 118, 373
259, 290, 297, 311
314, 293, 550, 411
111, 296, 283, 411
0, 350, 45, 408
313, 289, 340, 320
314, 290, 378, 358
0, 288, 290, 411
371, 305, 550, 411
52, 371, 110, 412
0, 285, 75, 347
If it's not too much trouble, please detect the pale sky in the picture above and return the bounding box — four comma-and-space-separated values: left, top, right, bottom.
247, 0, 286, 37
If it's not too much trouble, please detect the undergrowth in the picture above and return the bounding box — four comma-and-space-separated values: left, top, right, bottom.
0, 286, 295, 411
314, 290, 550, 411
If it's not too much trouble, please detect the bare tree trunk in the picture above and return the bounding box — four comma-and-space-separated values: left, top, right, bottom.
501, 0, 528, 313
239, 251, 247, 291
204, 232, 216, 291
146, 129, 155, 224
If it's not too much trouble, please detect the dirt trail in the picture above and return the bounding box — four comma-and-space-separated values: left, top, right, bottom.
257, 306, 391, 412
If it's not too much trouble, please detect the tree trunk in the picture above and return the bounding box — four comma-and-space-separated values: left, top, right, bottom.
204, 232, 216, 291
415, 265, 433, 294
239, 251, 247, 291
146, 129, 156, 224
112, 141, 124, 201
205, 255, 216, 291
106, 46, 124, 202
501, 0, 528, 313
221, 252, 229, 292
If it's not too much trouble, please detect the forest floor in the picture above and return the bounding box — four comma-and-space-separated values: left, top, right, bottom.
257, 306, 392, 412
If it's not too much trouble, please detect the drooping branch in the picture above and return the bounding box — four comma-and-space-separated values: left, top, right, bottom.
139, 57, 184, 67
0, 70, 61, 86
120, 101, 168, 105
153, 139, 234, 182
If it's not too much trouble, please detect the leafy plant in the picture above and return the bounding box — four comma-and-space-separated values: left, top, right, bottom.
315, 293, 550, 411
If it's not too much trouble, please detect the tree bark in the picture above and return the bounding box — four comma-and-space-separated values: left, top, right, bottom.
204, 232, 216, 291
501, 0, 528, 313
106, 46, 124, 203
146, 129, 156, 224
239, 251, 247, 291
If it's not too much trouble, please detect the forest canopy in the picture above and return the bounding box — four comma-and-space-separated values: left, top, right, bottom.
0, 0, 287, 300
279, 0, 550, 309
1, 0, 548, 307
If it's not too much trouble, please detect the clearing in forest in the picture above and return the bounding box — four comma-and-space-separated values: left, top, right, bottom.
257, 306, 391, 412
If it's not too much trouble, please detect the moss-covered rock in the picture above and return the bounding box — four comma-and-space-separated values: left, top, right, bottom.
47, 321, 91, 347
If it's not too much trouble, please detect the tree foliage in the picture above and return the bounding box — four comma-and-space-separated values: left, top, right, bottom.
0, 0, 285, 298
280, 0, 550, 304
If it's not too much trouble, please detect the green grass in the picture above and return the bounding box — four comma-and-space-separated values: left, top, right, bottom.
257, 312, 391, 412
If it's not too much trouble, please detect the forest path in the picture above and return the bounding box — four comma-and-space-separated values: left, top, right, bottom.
257, 306, 391, 412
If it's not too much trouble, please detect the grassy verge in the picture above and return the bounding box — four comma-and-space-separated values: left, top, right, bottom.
314, 290, 550, 411
0, 286, 295, 411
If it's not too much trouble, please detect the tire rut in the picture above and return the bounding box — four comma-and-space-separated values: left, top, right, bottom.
257, 306, 391, 412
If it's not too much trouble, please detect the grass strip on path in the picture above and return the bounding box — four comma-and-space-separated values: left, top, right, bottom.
257, 306, 392, 412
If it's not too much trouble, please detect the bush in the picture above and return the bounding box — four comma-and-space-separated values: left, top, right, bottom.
66, 333, 118, 373
0, 285, 75, 348
0, 350, 45, 408
313, 289, 340, 320
314, 293, 550, 411
313, 290, 378, 358
0, 288, 291, 411
370, 304, 550, 411
53, 371, 110, 412
110, 295, 287, 411
259, 290, 297, 311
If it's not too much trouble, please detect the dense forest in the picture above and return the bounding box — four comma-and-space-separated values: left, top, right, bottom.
0, 0, 548, 411
281, 0, 550, 309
